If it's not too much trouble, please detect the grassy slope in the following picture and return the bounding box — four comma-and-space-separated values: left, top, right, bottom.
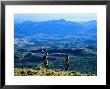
14, 66, 96, 76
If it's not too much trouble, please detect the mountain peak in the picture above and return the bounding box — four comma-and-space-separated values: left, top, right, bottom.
59, 19, 66, 22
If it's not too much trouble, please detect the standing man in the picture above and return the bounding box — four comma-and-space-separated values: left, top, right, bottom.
65, 54, 69, 71
42, 51, 48, 68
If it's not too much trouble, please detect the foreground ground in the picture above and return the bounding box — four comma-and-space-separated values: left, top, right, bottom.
14, 66, 96, 76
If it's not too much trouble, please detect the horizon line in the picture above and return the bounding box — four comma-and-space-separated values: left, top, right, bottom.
14, 19, 96, 24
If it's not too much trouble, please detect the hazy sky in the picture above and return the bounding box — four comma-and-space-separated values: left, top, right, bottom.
14, 13, 97, 23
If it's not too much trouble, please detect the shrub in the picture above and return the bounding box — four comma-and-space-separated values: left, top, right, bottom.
20, 70, 27, 75
27, 70, 32, 75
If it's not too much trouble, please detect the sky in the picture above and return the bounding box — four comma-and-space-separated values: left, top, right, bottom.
14, 13, 97, 23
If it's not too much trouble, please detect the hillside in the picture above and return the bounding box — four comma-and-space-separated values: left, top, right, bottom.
14, 66, 96, 76
14, 48, 97, 74
14, 19, 97, 35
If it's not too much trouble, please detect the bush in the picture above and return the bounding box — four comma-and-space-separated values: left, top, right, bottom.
20, 70, 27, 75
27, 70, 32, 75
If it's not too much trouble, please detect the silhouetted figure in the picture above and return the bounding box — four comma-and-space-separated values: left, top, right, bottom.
42, 51, 48, 68
65, 54, 69, 71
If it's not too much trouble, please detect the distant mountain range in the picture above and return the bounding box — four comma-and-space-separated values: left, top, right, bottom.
14, 19, 97, 35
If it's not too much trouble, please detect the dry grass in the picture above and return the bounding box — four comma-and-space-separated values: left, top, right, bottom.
14, 66, 96, 76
